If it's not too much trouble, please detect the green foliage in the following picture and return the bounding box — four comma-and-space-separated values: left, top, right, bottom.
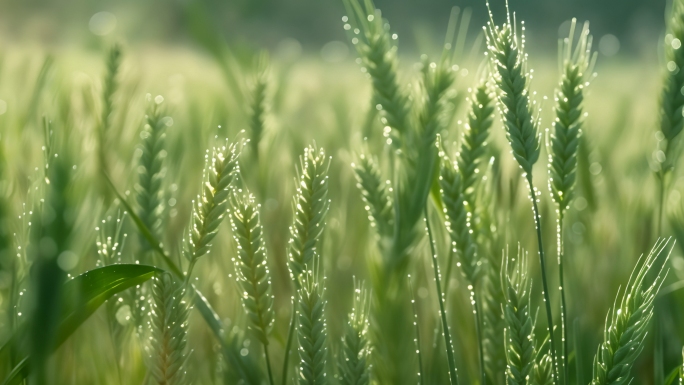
337, 281, 371, 385
486, 15, 540, 175
297, 271, 328, 385
501, 249, 535, 385
229, 193, 274, 345
148, 273, 189, 385
549, 20, 595, 215
287, 146, 330, 283
590, 241, 669, 385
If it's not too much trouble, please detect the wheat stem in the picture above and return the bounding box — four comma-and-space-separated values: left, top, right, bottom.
425, 204, 459, 385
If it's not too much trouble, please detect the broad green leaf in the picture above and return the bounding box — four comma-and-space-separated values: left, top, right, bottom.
1, 264, 161, 384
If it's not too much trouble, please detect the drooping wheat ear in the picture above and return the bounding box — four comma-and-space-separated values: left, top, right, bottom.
248, 52, 269, 161
591, 240, 670, 385
136, 96, 168, 246
501, 247, 535, 385
485, 16, 540, 176
287, 146, 330, 283
549, 19, 595, 216
229, 192, 275, 385
352, 154, 394, 239
338, 279, 372, 385
185, 139, 241, 279
297, 269, 328, 385
459, 79, 496, 204
439, 156, 479, 285
658, 0, 684, 173
342, 0, 411, 146
149, 273, 190, 385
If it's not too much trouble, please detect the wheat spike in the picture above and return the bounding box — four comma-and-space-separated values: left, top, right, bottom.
297, 270, 328, 385
249, 52, 269, 161
352, 154, 393, 239
549, 19, 595, 215
136, 96, 168, 246
590, 240, 670, 385
658, 0, 684, 173
501, 248, 535, 385
439, 156, 479, 285
459, 79, 496, 204
187, 139, 241, 267
531, 353, 554, 385
338, 280, 372, 385
149, 273, 190, 385
287, 146, 330, 283
342, 0, 411, 147
486, 16, 540, 175
229, 193, 275, 344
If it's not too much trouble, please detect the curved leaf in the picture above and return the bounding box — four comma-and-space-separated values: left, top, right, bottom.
2, 264, 162, 384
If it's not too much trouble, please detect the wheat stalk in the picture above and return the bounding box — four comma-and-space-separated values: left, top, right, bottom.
338, 280, 372, 385
148, 273, 190, 385
548, 19, 596, 383
282, 145, 330, 385
486, 10, 559, 382
590, 240, 670, 385
229, 192, 276, 385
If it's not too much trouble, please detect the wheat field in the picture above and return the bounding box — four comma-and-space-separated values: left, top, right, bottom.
0, 0, 682, 384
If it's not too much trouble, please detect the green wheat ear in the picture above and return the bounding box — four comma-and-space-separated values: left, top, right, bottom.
438, 155, 479, 286
591, 240, 670, 385
297, 269, 329, 385
248, 51, 269, 161
485, 14, 540, 176
342, 0, 411, 146
148, 273, 190, 385
185, 139, 241, 277
136, 95, 168, 247
658, 0, 684, 172
459, 78, 496, 204
532, 353, 554, 385
501, 247, 535, 385
287, 146, 330, 283
338, 280, 372, 385
352, 153, 394, 239
549, 19, 596, 215
229, 192, 275, 345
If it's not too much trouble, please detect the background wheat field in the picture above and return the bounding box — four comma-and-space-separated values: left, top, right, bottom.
0, 0, 682, 384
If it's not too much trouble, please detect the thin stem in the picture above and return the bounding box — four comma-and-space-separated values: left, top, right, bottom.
527, 176, 559, 385
657, 173, 666, 237
408, 275, 424, 385
473, 297, 485, 385
425, 205, 459, 385
184, 258, 198, 287
558, 216, 568, 385
263, 342, 275, 385
281, 297, 296, 385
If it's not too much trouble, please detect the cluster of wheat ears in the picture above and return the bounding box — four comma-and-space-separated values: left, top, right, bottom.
2, 0, 684, 384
